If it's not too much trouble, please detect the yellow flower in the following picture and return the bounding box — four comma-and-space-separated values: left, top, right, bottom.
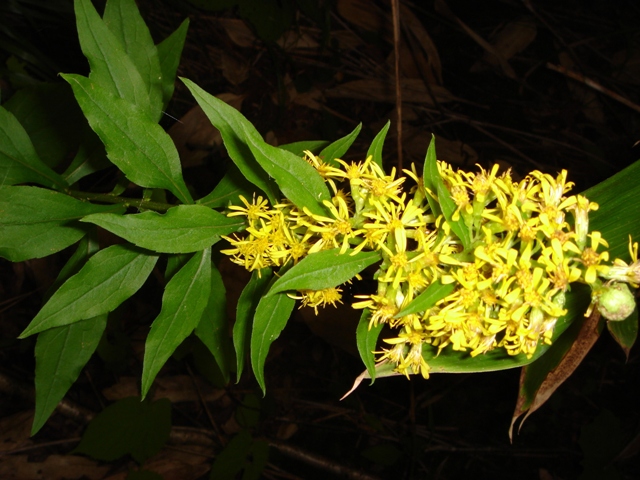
580, 231, 610, 284
290, 287, 343, 314
227, 194, 272, 226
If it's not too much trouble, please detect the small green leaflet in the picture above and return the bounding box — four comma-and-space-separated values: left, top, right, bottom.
82, 205, 244, 253
62, 74, 193, 205
251, 291, 296, 395
156, 18, 189, 108
366, 120, 390, 169
0, 186, 124, 262
197, 163, 254, 209
19, 244, 158, 337
394, 280, 455, 318
356, 310, 383, 383
423, 135, 471, 250
234, 269, 272, 382
267, 248, 381, 295
607, 307, 638, 360
141, 248, 212, 398
319, 123, 362, 167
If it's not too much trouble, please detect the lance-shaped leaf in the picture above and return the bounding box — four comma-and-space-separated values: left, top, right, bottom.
0, 186, 124, 262
33, 315, 107, 435
103, 0, 163, 121
356, 310, 384, 383
366, 120, 390, 168
82, 205, 244, 253
182, 78, 331, 215
0, 105, 67, 190
607, 307, 638, 360
423, 135, 472, 250
195, 262, 234, 385
394, 280, 455, 318
251, 291, 296, 394
319, 123, 362, 167
74, 0, 151, 117
141, 248, 212, 398
62, 74, 193, 204
234, 269, 272, 381
267, 248, 381, 295
19, 244, 158, 337
156, 18, 189, 108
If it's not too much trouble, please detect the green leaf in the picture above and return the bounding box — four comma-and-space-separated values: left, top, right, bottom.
356, 310, 383, 383
19, 244, 159, 337
82, 205, 244, 253
156, 18, 189, 108
0, 186, 124, 262
319, 123, 362, 167
103, 0, 164, 121
234, 269, 272, 381
197, 163, 255, 209
394, 280, 455, 318
62, 131, 111, 185
0, 105, 67, 190
74, 0, 152, 118
607, 306, 638, 360
210, 431, 269, 480
183, 78, 332, 214
180, 78, 278, 203
366, 120, 390, 168
251, 290, 295, 394
62, 74, 193, 204
423, 135, 472, 250
278, 140, 329, 156
141, 248, 212, 398
47, 232, 100, 299
33, 315, 107, 435
267, 248, 381, 295
195, 262, 234, 385
74, 396, 171, 464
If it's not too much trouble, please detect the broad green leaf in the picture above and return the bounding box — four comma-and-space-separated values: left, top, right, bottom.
195, 262, 234, 385
141, 248, 212, 398
366, 120, 390, 168
82, 205, 244, 253
185, 76, 330, 215
394, 280, 455, 318
0, 105, 67, 190
181, 78, 278, 203
251, 290, 296, 394
19, 244, 159, 337
74, 0, 152, 117
33, 315, 107, 435
267, 248, 381, 295
607, 307, 638, 360
210, 430, 269, 480
0, 186, 124, 262
62, 74, 193, 204
156, 18, 189, 108
197, 163, 255, 209
3, 83, 86, 169
585, 159, 640, 260
278, 140, 329, 156
319, 123, 362, 167
423, 135, 471, 250
103, 0, 163, 122
74, 396, 171, 464
234, 269, 272, 381
356, 310, 383, 383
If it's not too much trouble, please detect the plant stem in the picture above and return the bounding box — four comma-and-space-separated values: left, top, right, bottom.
67, 190, 175, 212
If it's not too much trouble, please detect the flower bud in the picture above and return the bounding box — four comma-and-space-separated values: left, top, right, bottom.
596, 283, 636, 322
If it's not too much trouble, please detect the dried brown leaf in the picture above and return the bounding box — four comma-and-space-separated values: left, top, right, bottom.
217, 18, 256, 48
400, 3, 443, 85
102, 375, 225, 403
337, 0, 391, 43
326, 78, 458, 105
0, 454, 109, 480
471, 17, 537, 72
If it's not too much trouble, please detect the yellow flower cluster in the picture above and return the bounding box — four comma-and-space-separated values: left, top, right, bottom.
221, 151, 635, 379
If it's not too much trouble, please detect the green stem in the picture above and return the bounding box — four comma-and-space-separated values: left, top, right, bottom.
67, 190, 174, 212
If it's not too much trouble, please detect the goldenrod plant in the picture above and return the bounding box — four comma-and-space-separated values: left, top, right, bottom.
1, 0, 638, 451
